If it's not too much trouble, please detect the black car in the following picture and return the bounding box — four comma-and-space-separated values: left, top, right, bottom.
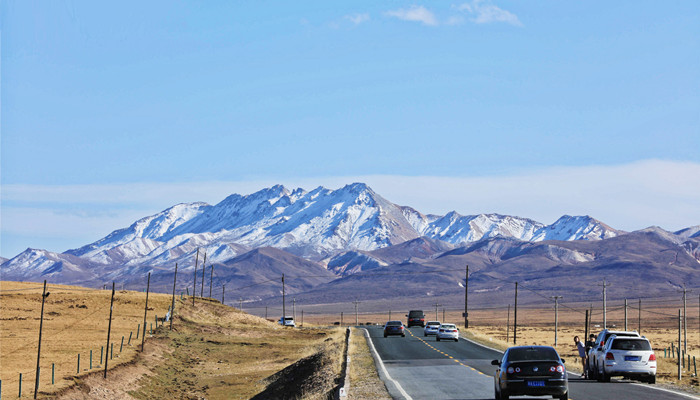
406, 310, 425, 327
492, 346, 569, 400
383, 320, 406, 337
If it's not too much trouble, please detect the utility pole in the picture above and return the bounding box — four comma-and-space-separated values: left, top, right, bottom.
353, 300, 360, 326
464, 264, 469, 329
222, 285, 225, 304
506, 304, 510, 342
265, 306, 268, 320
442, 308, 445, 322
170, 263, 178, 331
200, 252, 207, 298
624, 298, 628, 331
638, 298, 642, 334
514, 282, 518, 345
34, 280, 49, 399
600, 278, 610, 328
678, 309, 682, 380
682, 286, 687, 354
551, 296, 562, 346
142, 273, 150, 351
282, 274, 286, 320
104, 282, 115, 379
293, 298, 296, 322
239, 298, 243, 311
192, 248, 199, 307
433, 302, 441, 321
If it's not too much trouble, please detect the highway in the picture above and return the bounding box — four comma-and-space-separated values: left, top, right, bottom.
364, 326, 697, 400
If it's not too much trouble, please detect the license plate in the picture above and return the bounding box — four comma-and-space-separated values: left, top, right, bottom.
527, 381, 545, 387
624, 356, 640, 361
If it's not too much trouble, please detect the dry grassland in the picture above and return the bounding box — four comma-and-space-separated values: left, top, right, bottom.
1, 281, 173, 399
1, 281, 346, 399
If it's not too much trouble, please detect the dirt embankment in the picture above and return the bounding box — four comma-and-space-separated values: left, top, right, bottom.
53, 297, 345, 399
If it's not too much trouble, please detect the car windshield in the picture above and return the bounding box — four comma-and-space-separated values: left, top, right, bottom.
441, 324, 456, 329
508, 347, 559, 361
427, 322, 440, 327
611, 339, 651, 351
386, 321, 402, 326
408, 311, 424, 317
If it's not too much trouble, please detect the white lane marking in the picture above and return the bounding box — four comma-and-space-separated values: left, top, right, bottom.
362, 328, 413, 400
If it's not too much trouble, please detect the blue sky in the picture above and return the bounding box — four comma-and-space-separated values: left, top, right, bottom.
2, 1, 699, 258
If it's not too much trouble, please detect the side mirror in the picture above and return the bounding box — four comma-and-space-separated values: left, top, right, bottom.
405, 314, 408, 317
491, 360, 500, 366
561, 359, 566, 364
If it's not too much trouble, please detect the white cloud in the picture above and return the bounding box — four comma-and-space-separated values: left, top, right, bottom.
385, 6, 438, 26
345, 13, 370, 25
458, 0, 523, 26
3, 160, 700, 257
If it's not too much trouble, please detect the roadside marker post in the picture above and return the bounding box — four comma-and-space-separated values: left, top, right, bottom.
128, 331, 132, 345
90, 350, 92, 369
120, 336, 124, 353
52, 363, 54, 385
19, 373, 22, 398
77, 354, 80, 373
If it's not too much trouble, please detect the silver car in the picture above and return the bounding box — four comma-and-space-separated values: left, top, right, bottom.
598, 335, 656, 383
424, 321, 441, 336
436, 323, 459, 342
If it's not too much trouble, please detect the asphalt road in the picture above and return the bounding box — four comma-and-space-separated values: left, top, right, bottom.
364, 326, 698, 400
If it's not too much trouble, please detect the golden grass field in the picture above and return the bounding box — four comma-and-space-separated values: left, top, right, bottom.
0, 281, 345, 399
1, 281, 174, 399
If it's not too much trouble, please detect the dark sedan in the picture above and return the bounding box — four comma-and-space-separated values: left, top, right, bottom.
383, 320, 406, 337
492, 346, 569, 400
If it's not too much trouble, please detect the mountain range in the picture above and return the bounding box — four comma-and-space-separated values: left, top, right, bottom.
2, 183, 698, 309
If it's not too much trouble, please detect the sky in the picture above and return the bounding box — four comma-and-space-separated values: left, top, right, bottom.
1, 1, 699, 258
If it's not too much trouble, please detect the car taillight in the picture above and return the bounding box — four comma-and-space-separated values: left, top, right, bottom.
549, 366, 556, 372
515, 367, 521, 373
439, 329, 444, 332
556, 365, 565, 373
507, 367, 514, 373
649, 353, 656, 361
605, 353, 615, 361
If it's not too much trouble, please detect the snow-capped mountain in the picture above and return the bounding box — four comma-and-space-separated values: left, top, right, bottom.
1, 183, 629, 282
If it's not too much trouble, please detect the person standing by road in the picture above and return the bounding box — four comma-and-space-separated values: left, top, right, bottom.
574, 336, 587, 378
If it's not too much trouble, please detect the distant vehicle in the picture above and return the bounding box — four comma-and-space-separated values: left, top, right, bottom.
424, 321, 441, 336
597, 335, 656, 384
406, 310, 425, 327
493, 346, 569, 400
383, 320, 406, 337
436, 323, 459, 342
587, 329, 640, 380
278, 316, 295, 327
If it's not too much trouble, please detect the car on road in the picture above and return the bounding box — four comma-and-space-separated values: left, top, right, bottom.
597, 335, 656, 383
406, 310, 425, 327
587, 329, 640, 380
436, 323, 459, 342
278, 316, 295, 327
424, 321, 441, 336
384, 320, 406, 337
493, 345, 569, 400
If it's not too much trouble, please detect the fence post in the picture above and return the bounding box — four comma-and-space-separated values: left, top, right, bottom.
90, 350, 93, 369
120, 336, 124, 352
111, 343, 114, 360
678, 309, 682, 380
52, 363, 54, 385
77, 354, 80, 373
19, 373, 22, 398
105, 282, 115, 379
100, 346, 104, 364
142, 273, 150, 351
128, 331, 132, 345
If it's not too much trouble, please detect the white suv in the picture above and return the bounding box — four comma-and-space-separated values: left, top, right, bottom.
587, 329, 639, 380
278, 316, 296, 327
598, 335, 656, 383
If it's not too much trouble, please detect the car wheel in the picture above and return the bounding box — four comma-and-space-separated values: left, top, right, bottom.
402, 333, 405, 337
436, 336, 440, 341
648, 375, 656, 384
501, 389, 509, 400
424, 333, 427, 337
601, 368, 610, 383
557, 393, 568, 400
455, 338, 459, 342
384, 334, 387, 338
